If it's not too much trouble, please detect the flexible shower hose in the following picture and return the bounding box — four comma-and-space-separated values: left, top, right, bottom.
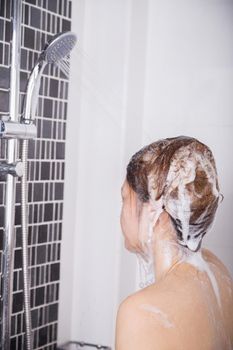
21, 138, 33, 350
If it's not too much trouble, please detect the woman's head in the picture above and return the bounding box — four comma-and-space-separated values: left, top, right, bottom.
121, 136, 221, 253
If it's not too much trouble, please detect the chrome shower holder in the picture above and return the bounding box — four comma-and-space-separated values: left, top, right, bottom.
0, 116, 37, 140
0, 115, 36, 178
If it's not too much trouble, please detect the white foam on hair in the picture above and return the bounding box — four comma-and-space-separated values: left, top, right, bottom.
137, 194, 164, 286
196, 153, 219, 198
137, 142, 221, 288
160, 144, 220, 251
140, 303, 175, 328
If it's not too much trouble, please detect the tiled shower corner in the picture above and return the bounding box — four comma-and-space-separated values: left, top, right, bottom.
0, 0, 72, 348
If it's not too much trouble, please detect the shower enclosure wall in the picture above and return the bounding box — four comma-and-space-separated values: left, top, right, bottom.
0, 0, 72, 348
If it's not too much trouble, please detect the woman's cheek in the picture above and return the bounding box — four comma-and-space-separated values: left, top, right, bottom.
120, 202, 142, 252
120, 206, 127, 236
124, 220, 142, 252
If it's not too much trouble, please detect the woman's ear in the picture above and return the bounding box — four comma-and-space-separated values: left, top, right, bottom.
158, 211, 169, 225
154, 211, 178, 242
153, 211, 167, 233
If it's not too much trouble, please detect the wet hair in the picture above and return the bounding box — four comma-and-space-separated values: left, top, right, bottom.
126, 136, 222, 251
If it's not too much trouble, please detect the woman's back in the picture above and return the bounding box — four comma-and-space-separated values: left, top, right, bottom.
116, 249, 233, 350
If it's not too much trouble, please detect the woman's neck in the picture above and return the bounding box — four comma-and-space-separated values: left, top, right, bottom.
153, 237, 184, 280
152, 212, 184, 280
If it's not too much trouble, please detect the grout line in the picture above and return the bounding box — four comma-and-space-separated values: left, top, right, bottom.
20, 67, 69, 83
11, 321, 58, 336
0, 17, 11, 22
0, 87, 10, 92
22, 20, 69, 37
25, 1, 71, 21
15, 200, 64, 205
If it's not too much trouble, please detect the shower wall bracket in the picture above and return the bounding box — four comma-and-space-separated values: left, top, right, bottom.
0, 161, 23, 177
0, 118, 37, 139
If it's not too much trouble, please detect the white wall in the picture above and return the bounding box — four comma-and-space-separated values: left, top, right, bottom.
58, 0, 233, 347
58, 0, 140, 346
142, 0, 233, 270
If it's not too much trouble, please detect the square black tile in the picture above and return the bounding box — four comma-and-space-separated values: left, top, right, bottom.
0, 19, 4, 41
20, 71, 28, 92
0, 228, 3, 250
44, 203, 53, 222
0, 67, 10, 89
35, 286, 45, 306
5, 20, 11, 42
48, 0, 58, 13
31, 6, 41, 29
56, 142, 65, 159
62, 18, 71, 32
12, 291, 23, 313
38, 325, 48, 347
0, 90, 9, 112
41, 162, 50, 180
44, 98, 53, 118
37, 244, 46, 264
42, 119, 52, 139
31, 308, 38, 329
34, 182, 44, 202
38, 224, 48, 243
54, 182, 64, 200
24, 27, 35, 49
48, 303, 58, 322
49, 78, 58, 98
0, 206, 4, 227
14, 249, 22, 269
24, 3, 29, 25
68, 1, 72, 18
0, 0, 5, 17
14, 205, 21, 226
50, 262, 60, 282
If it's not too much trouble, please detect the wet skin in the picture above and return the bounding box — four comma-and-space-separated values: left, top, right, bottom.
116, 180, 233, 350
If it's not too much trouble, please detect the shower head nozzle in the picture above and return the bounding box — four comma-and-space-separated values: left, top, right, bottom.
42, 31, 77, 64
23, 31, 77, 122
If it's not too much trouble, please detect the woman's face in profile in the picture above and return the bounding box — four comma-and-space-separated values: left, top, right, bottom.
120, 180, 143, 253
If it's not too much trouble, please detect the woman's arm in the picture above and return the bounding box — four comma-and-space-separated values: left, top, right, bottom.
115, 296, 144, 350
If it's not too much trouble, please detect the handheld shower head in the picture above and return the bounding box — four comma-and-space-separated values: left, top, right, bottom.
41, 32, 77, 64
23, 31, 77, 122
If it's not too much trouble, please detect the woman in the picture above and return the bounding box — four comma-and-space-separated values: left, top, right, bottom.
116, 136, 233, 350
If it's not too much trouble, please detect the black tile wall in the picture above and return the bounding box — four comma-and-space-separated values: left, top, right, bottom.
0, 0, 72, 349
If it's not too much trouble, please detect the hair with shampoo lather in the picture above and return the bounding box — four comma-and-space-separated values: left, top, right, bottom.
126, 136, 222, 252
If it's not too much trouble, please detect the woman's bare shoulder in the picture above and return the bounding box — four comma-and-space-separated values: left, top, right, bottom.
117, 281, 165, 317
115, 286, 174, 350
115, 292, 147, 350
202, 248, 233, 278
116, 285, 157, 322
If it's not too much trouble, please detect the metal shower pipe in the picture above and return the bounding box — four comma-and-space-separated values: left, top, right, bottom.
1, 0, 22, 349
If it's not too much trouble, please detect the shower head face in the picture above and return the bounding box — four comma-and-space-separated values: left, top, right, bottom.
23, 31, 77, 122
42, 31, 77, 64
